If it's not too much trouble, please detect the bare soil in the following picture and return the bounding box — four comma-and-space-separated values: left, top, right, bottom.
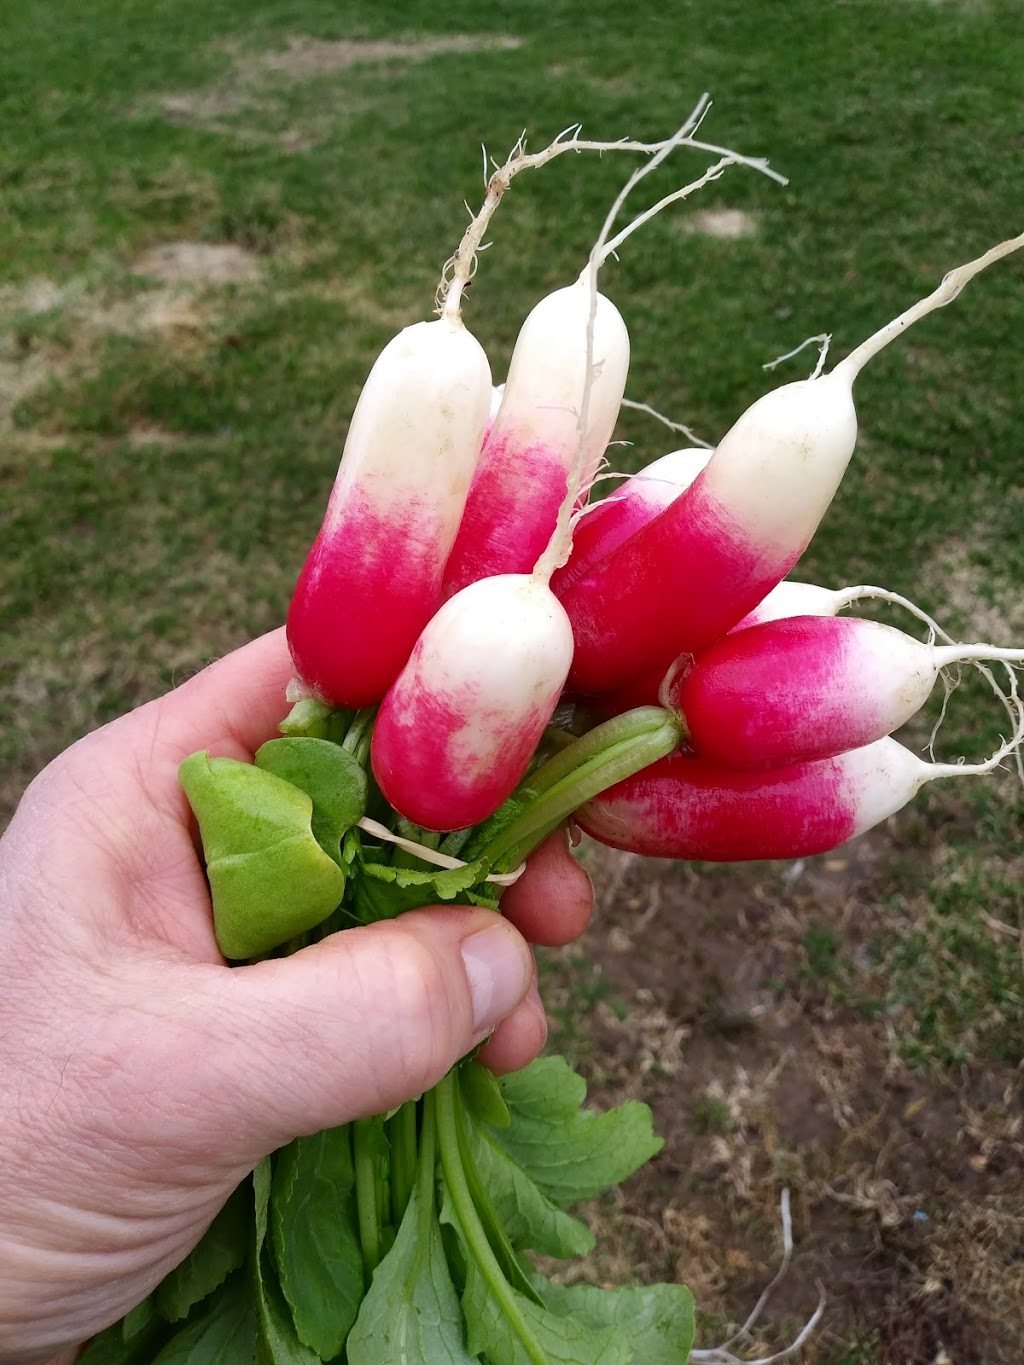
544, 831, 1024, 1364
684, 208, 759, 240
155, 34, 523, 131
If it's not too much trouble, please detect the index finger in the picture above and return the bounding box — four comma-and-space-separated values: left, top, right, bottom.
60, 629, 299, 820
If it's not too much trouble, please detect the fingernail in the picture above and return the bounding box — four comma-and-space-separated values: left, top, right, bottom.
460, 924, 531, 1033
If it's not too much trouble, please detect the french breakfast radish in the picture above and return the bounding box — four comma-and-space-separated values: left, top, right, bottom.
676, 615, 1024, 770
561, 231, 1024, 695
548, 447, 712, 596
577, 724, 1023, 863
287, 317, 491, 708
441, 272, 631, 597
371, 574, 574, 831
587, 579, 850, 715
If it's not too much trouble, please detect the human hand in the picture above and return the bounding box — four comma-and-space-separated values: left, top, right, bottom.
0, 629, 593, 1363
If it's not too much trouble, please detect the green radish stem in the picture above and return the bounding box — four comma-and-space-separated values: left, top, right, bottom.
434, 1070, 549, 1365
476, 706, 682, 867
353, 1117, 382, 1278
341, 707, 376, 762
389, 1100, 419, 1227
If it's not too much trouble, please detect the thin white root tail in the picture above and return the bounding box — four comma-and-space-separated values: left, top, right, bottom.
762, 333, 832, 379
437, 96, 725, 320
926, 667, 1024, 780
620, 397, 714, 448
690, 1189, 827, 1364
355, 817, 525, 886
835, 584, 1024, 784
833, 228, 1024, 383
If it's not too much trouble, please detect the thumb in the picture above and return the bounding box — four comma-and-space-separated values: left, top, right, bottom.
197, 906, 533, 1157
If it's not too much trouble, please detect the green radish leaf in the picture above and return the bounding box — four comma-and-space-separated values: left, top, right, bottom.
460, 1253, 628, 1365
270, 1128, 363, 1358
360, 858, 491, 900
346, 1182, 475, 1365
255, 738, 366, 867
254, 1260, 320, 1365
122, 1295, 157, 1338
253, 1159, 319, 1365
151, 1273, 258, 1363
79, 1315, 173, 1365
179, 752, 346, 959
349, 868, 428, 923
531, 1275, 696, 1364
495, 1057, 663, 1207
253, 1156, 271, 1248
157, 1184, 250, 1322
465, 1123, 594, 1261
460, 1059, 511, 1129
348, 830, 499, 923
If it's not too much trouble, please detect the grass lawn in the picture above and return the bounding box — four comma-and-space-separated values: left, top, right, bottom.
3, 1, 1023, 1359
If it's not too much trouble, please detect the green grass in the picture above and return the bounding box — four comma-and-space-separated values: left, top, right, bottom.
690, 1094, 734, 1137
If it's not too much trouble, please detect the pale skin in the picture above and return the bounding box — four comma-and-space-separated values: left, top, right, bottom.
0, 629, 594, 1364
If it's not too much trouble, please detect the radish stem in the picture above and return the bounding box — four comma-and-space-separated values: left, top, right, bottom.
389, 1099, 419, 1227
353, 1117, 381, 1278
434, 1071, 549, 1365
475, 708, 682, 867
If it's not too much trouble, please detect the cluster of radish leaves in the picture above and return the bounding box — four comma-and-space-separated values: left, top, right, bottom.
80, 699, 693, 1365
80, 1062, 692, 1364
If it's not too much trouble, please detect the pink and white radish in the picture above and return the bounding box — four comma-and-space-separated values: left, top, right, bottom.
577, 722, 1024, 863
371, 575, 574, 831
729, 578, 846, 632
561, 231, 1024, 696
440, 274, 631, 597
586, 579, 863, 715
287, 317, 492, 708
676, 615, 1024, 770
549, 446, 713, 597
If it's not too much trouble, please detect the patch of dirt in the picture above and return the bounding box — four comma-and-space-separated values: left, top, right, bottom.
0, 349, 57, 429
685, 208, 758, 240
920, 536, 1024, 640
0, 244, 260, 429
255, 33, 521, 80
124, 425, 188, 448
155, 33, 522, 132
541, 832, 1024, 1362
132, 241, 262, 285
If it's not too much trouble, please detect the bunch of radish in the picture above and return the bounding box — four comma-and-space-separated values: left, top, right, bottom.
286, 153, 1024, 868
156, 115, 1024, 1365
